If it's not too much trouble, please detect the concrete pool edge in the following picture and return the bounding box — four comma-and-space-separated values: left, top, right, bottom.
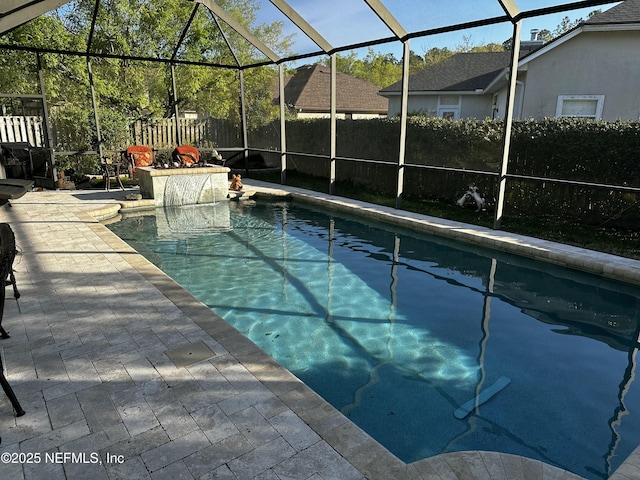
242, 180, 640, 288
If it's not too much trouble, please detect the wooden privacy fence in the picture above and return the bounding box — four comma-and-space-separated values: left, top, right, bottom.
0, 116, 44, 147
129, 117, 240, 149
2, 115, 240, 151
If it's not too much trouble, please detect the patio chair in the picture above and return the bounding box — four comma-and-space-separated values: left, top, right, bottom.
124, 146, 155, 179
0, 222, 25, 417
100, 155, 126, 191
172, 145, 200, 166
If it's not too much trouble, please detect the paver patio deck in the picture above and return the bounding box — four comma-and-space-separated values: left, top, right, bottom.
1, 184, 639, 480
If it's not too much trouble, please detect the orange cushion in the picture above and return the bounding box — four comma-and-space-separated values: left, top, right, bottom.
173, 145, 200, 165
126, 146, 154, 167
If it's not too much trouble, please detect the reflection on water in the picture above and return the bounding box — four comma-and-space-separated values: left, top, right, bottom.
157, 203, 231, 239
108, 200, 640, 480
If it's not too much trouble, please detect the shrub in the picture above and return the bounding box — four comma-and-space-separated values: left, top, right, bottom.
250, 116, 640, 227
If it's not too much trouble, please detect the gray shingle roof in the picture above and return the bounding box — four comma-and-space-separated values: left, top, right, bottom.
585, 0, 640, 25
278, 64, 387, 114
380, 51, 512, 93
380, 0, 639, 96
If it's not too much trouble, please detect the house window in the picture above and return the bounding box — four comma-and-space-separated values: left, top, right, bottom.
438, 95, 461, 120
556, 95, 605, 119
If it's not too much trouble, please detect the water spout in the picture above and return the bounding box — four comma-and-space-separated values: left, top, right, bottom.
164, 174, 210, 206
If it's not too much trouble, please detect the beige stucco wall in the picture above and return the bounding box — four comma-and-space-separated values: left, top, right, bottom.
386, 95, 438, 117
386, 94, 493, 119
520, 30, 640, 121
296, 112, 386, 120
460, 95, 494, 119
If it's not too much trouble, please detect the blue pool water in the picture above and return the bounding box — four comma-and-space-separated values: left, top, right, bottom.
107, 200, 640, 479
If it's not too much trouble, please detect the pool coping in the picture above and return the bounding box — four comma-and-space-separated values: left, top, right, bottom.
242, 180, 640, 288
97, 181, 640, 479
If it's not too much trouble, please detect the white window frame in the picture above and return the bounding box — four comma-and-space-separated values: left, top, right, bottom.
555, 95, 605, 119
437, 95, 461, 120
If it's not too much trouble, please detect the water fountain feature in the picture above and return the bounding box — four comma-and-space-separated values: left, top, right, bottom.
137, 165, 230, 207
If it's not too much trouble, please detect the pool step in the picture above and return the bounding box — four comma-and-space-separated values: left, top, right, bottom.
454, 376, 511, 419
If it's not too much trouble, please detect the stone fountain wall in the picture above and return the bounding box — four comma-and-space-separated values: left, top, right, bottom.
137, 166, 230, 206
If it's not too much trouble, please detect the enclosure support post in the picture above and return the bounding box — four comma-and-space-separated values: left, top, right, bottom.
171, 64, 182, 145
493, 20, 522, 230
279, 63, 287, 184
87, 58, 103, 164
239, 68, 249, 172
395, 40, 410, 209
329, 53, 337, 195
36, 53, 57, 185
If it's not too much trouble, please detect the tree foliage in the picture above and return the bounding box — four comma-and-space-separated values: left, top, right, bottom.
0, 0, 290, 153
507, 9, 603, 46
0, 1, 606, 154
323, 34, 507, 89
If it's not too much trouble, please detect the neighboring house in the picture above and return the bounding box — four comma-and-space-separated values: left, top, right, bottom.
277, 64, 387, 119
379, 50, 534, 120
379, 0, 640, 122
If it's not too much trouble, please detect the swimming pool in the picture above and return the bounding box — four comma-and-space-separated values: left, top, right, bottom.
107, 200, 640, 480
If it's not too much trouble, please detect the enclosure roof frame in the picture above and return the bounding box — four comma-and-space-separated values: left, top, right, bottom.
0, 0, 622, 68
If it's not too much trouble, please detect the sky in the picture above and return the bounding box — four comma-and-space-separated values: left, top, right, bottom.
39, 0, 620, 66
252, 0, 620, 62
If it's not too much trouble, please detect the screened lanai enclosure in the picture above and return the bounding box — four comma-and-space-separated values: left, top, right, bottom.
1, 0, 639, 232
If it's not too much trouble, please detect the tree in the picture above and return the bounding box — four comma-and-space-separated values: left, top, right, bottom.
504, 9, 603, 47
553, 10, 601, 38
0, 14, 87, 101
1, 0, 292, 125
535, 29, 553, 43
352, 48, 402, 87
421, 46, 454, 69
321, 49, 401, 88
420, 37, 504, 69
408, 50, 426, 75
467, 42, 504, 53
325, 51, 359, 76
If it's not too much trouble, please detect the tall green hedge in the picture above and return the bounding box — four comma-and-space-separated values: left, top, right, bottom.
249, 117, 640, 226
510, 118, 640, 185
257, 116, 640, 182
